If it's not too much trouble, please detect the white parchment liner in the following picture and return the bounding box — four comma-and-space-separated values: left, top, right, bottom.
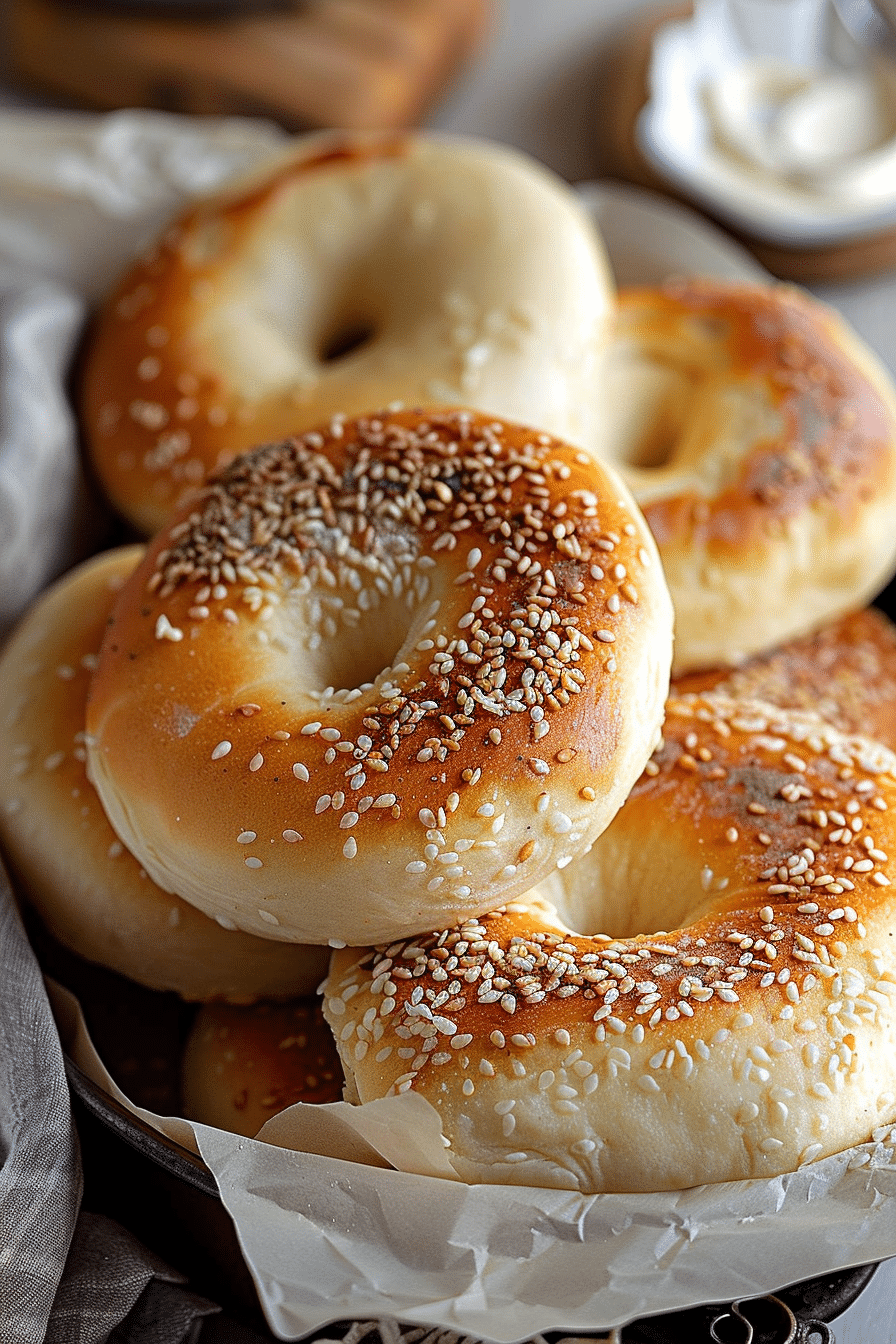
49, 979, 896, 1341
3, 108, 896, 1341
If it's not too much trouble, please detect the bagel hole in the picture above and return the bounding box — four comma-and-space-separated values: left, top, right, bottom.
595, 358, 690, 472
620, 416, 681, 472
300, 585, 426, 700
322, 614, 407, 692
541, 835, 735, 942
318, 318, 376, 364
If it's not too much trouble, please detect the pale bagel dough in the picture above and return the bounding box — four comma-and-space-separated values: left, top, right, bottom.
0, 547, 327, 1001
81, 130, 615, 535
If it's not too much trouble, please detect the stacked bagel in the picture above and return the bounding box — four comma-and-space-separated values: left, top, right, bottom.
4, 129, 896, 1194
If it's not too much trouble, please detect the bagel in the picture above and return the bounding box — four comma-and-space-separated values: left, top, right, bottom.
85, 408, 673, 946
181, 997, 343, 1137
325, 692, 896, 1192
593, 279, 896, 674
80, 129, 614, 536
0, 547, 327, 1001
674, 605, 896, 751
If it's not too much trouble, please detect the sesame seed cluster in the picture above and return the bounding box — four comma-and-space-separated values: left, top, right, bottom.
85, 408, 672, 945
326, 692, 896, 1189
0, 546, 327, 1002
671, 606, 896, 748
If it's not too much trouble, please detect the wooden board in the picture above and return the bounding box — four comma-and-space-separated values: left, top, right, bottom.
594, 3, 896, 285
8, 0, 491, 131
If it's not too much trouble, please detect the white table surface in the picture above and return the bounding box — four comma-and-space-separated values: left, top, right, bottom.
3, 0, 896, 1337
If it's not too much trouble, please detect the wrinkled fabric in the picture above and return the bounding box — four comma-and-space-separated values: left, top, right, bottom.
0, 868, 224, 1344
0, 107, 283, 640
0, 870, 80, 1343
47, 1213, 219, 1344
0, 282, 105, 639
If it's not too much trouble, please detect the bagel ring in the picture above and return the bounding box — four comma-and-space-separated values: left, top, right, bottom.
593, 279, 896, 674
0, 547, 327, 1001
85, 408, 673, 946
80, 129, 614, 536
325, 692, 896, 1192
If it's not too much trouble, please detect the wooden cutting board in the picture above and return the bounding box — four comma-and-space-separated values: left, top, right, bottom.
8, 0, 491, 130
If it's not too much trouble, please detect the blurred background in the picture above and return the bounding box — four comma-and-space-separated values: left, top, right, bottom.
5, 0, 896, 366
0, 0, 623, 181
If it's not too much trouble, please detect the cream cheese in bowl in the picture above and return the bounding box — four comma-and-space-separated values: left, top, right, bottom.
639, 0, 896, 242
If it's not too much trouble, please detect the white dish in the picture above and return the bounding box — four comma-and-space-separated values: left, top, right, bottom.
575, 178, 768, 285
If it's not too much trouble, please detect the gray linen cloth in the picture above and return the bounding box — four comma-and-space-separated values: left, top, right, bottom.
0, 863, 223, 1343
0, 869, 79, 1342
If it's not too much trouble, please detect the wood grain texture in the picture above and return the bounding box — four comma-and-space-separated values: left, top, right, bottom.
8, 0, 491, 130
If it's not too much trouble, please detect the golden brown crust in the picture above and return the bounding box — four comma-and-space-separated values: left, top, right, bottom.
181, 998, 343, 1137
626, 282, 895, 546
0, 547, 327, 1001
326, 693, 896, 1192
85, 408, 673, 946
673, 606, 896, 751
596, 280, 896, 672
80, 129, 613, 535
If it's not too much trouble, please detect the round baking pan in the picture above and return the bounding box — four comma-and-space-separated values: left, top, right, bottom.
67, 1055, 275, 1333
36, 551, 896, 1340
66, 1045, 883, 1341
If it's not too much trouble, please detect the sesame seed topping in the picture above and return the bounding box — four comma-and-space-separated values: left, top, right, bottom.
154, 614, 183, 642
324, 690, 896, 1164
